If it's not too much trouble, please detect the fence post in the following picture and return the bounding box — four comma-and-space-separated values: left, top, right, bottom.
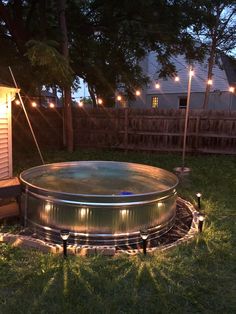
195, 115, 200, 151
124, 107, 128, 150
115, 109, 119, 146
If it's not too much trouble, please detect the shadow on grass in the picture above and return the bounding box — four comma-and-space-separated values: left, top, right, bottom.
1, 233, 235, 314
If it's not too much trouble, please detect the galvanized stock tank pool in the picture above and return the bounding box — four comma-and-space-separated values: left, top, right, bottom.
20, 161, 179, 246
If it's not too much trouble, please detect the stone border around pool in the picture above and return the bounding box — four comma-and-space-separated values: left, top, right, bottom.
0, 197, 199, 256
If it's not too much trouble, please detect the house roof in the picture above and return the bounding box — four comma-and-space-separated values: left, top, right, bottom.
0, 85, 20, 102
221, 54, 236, 85
0, 82, 14, 88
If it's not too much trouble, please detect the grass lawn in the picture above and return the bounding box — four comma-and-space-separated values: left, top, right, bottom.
1, 149, 236, 313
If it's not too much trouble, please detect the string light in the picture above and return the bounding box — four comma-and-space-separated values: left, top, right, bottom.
207, 79, 213, 85
10, 64, 233, 109
97, 98, 103, 105
172, 55, 233, 83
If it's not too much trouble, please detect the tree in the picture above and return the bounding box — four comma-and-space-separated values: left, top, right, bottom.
1, 0, 206, 109
67, 0, 205, 106
58, 0, 73, 152
0, 0, 75, 151
190, 0, 236, 109
1, 0, 219, 115
67, 0, 150, 106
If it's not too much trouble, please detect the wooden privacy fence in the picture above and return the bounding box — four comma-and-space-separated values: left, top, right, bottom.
12, 107, 64, 151
12, 107, 236, 154
74, 108, 236, 154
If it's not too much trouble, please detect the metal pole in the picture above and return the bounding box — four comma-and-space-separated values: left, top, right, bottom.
142, 239, 147, 255
9, 66, 45, 164
182, 65, 193, 170
229, 92, 233, 114
63, 239, 67, 257
197, 196, 201, 209
198, 220, 203, 233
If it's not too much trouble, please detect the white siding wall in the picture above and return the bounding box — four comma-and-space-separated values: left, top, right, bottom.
131, 53, 235, 109
147, 54, 229, 94
0, 111, 10, 178
0, 88, 15, 179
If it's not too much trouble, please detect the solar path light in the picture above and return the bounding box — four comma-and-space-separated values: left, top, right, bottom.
198, 214, 205, 233
196, 193, 202, 209
60, 230, 70, 258
140, 229, 149, 255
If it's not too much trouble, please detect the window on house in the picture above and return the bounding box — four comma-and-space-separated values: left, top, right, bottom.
151, 96, 159, 108
179, 97, 187, 109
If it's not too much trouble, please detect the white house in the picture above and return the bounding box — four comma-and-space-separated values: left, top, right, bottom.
130, 53, 236, 111
0, 84, 19, 179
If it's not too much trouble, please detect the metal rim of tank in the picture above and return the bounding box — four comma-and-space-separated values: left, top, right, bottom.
19, 160, 179, 206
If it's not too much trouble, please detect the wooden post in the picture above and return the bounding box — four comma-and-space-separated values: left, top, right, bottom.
124, 107, 128, 150
115, 109, 119, 146
182, 65, 193, 169
195, 116, 200, 151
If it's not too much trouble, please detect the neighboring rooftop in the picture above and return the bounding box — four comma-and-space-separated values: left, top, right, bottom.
221, 54, 236, 86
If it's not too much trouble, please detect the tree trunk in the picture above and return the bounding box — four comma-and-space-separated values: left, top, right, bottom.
202, 46, 216, 110
88, 85, 97, 107
202, 22, 218, 110
64, 88, 73, 151
58, 0, 73, 152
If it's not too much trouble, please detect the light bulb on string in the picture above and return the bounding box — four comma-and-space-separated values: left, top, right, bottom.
207, 79, 213, 85
117, 95, 122, 101
174, 76, 180, 82
229, 86, 235, 93
31, 101, 37, 108
49, 102, 55, 108
97, 98, 103, 105
155, 83, 160, 89
135, 90, 141, 96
